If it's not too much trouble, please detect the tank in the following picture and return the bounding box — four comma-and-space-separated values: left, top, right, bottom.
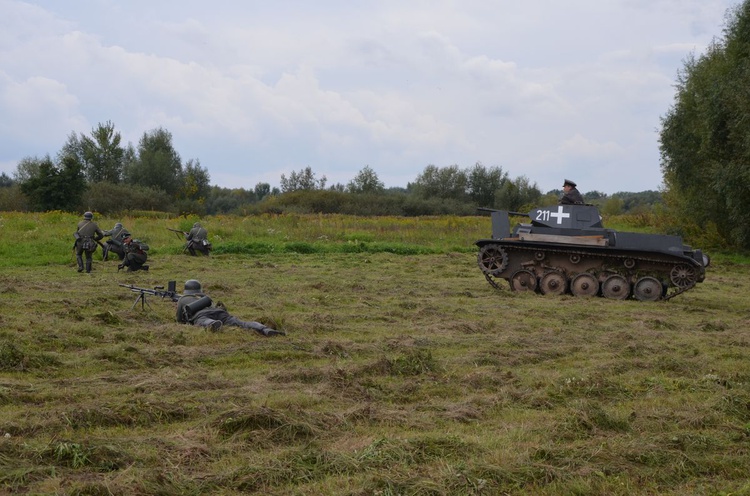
476, 204, 709, 301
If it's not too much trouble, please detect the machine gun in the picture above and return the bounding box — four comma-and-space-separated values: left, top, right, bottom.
119, 281, 181, 310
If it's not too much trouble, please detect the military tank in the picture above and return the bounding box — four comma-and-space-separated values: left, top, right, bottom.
476, 204, 709, 301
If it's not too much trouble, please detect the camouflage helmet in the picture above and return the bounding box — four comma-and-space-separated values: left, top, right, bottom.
184, 279, 202, 295
83, 211, 94, 220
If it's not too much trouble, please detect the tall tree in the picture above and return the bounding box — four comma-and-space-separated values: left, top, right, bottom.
124, 128, 183, 196
660, 0, 750, 247
280, 166, 327, 192
467, 162, 508, 207
59, 121, 124, 183
347, 165, 384, 194
18, 155, 86, 212
411, 164, 468, 202
178, 158, 211, 202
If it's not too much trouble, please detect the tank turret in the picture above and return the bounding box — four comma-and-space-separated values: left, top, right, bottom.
476, 204, 709, 301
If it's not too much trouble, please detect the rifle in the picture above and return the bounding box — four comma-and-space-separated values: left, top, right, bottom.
119, 281, 181, 310
167, 228, 188, 238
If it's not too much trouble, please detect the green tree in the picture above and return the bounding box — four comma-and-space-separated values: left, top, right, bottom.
18, 155, 86, 212
659, 0, 750, 247
347, 165, 385, 194
467, 162, 507, 207
0, 172, 14, 187
254, 182, 271, 200
60, 121, 124, 183
494, 175, 541, 211
280, 166, 327, 192
124, 128, 183, 196
410, 164, 468, 202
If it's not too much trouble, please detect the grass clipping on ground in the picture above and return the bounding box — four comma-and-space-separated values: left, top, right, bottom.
0, 250, 749, 495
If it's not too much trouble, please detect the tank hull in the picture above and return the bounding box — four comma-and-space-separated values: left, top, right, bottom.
476, 205, 708, 300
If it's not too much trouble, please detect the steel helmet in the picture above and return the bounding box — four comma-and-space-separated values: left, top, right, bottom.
114, 222, 122, 229
193, 222, 202, 228
184, 279, 202, 295
83, 211, 93, 220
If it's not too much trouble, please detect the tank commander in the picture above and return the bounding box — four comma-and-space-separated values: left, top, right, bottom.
74, 211, 104, 273
559, 179, 584, 205
175, 279, 285, 336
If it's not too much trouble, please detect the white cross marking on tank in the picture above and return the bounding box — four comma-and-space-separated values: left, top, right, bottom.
550, 206, 570, 225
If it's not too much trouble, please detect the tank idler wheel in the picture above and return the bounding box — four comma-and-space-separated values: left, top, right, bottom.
602, 275, 630, 300
477, 244, 508, 276
670, 264, 697, 288
570, 273, 599, 297
634, 276, 663, 302
510, 269, 538, 292
540, 271, 567, 295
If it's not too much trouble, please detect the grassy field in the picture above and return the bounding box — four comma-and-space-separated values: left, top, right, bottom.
1, 212, 749, 495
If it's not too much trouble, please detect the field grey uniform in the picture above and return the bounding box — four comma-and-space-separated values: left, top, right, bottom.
559, 179, 585, 205
74, 212, 104, 273
185, 222, 211, 256
102, 223, 130, 261
119, 238, 149, 272
175, 280, 284, 336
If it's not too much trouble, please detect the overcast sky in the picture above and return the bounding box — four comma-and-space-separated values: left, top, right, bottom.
0, 0, 738, 194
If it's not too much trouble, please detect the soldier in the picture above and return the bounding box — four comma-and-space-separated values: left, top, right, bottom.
118, 236, 149, 272
185, 222, 211, 256
102, 222, 131, 261
74, 211, 104, 273
559, 179, 585, 205
175, 279, 285, 336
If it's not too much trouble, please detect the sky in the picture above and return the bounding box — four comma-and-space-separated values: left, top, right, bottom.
0, 0, 739, 194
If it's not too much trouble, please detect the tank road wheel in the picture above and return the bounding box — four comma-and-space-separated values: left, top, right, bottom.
477, 245, 508, 276
601, 275, 630, 300
570, 273, 599, 297
634, 276, 663, 302
540, 271, 567, 295
670, 264, 698, 288
510, 269, 538, 292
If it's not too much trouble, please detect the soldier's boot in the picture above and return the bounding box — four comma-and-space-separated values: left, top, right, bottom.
76, 255, 84, 273
101, 245, 109, 261
85, 259, 92, 273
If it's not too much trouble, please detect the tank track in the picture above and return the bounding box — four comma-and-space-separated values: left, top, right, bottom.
479, 243, 698, 301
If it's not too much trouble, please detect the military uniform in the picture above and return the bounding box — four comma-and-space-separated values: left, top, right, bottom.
119, 238, 149, 272
185, 222, 211, 256
102, 223, 131, 261
74, 212, 104, 273
175, 280, 284, 336
559, 179, 585, 205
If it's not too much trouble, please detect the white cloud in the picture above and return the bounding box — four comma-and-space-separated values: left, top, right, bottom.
0, 0, 737, 193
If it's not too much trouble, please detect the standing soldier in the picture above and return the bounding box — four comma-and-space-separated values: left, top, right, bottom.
185, 222, 211, 256
118, 236, 149, 272
102, 222, 131, 261
74, 211, 104, 273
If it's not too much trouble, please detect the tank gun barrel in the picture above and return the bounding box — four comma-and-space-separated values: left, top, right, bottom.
476, 207, 527, 217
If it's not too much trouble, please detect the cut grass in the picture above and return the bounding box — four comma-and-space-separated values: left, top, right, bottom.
1, 212, 749, 494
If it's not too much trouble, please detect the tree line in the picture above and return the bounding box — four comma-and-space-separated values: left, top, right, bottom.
0, 120, 661, 218
660, 0, 750, 249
